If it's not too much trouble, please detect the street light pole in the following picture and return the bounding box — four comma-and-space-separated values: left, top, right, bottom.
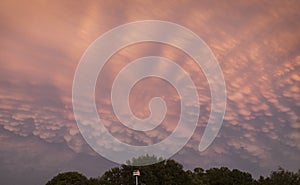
133, 170, 140, 185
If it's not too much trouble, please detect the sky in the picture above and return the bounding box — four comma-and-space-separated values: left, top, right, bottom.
0, 0, 300, 184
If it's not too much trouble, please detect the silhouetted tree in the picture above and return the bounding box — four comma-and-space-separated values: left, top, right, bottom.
46, 171, 88, 185
45, 160, 300, 185
204, 167, 254, 185
126, 154, 164, 166
257, 167, 300, 185
97, 156, 192, 185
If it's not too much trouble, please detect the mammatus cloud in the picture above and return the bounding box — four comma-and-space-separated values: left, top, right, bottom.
0, 82, 91, 153
0, 0, 299, 184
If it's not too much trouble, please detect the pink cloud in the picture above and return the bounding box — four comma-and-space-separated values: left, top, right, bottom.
0, 0, 299, 182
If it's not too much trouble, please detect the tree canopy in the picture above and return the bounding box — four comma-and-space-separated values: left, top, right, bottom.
46, 156, 300, 185
46, 171, 89, 185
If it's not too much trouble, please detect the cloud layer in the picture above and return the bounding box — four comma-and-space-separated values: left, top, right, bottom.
0, 0, 299, 184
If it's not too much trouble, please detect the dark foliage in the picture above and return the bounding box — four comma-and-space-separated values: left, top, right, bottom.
46, 171, 89, 185
46, 157, 299, 185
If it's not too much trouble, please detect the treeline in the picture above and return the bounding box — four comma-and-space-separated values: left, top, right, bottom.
46, 158, 300, 185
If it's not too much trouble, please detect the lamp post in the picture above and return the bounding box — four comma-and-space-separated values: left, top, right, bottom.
133, 170, 140, 185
